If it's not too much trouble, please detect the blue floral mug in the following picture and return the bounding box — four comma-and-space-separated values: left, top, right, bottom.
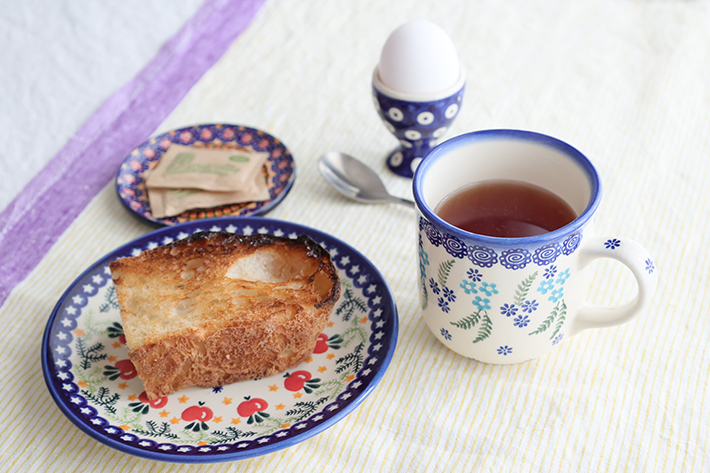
413, 130, 658, 364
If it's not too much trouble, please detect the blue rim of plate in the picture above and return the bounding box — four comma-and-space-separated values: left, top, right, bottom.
41, 217, 398, 463
115, 124, 296, 226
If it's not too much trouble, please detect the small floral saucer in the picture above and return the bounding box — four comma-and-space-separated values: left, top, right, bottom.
42, 217, 398, 463
116, 124, 296, 226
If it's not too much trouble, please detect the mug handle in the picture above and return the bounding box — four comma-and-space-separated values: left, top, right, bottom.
568, 234, 658, 336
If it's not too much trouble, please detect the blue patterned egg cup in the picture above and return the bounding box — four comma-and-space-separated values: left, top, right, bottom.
372, 70, 465, 178
413, 130, 658, 364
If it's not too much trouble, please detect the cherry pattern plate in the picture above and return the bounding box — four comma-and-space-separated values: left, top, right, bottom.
116, 124, 296, 226
42, 217, 398, 463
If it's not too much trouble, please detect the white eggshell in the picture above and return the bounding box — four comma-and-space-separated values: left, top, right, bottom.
378, 20, 461, 95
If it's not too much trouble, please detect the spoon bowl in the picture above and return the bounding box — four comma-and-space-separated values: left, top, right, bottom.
318, 151, 414, 207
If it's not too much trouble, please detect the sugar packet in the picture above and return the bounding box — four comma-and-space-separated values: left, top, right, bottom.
145, 144, 269, 191
148, 167, 271, 218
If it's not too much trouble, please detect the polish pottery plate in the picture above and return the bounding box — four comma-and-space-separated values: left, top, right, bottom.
116, 124, 296, 226
42, 217, 398, 463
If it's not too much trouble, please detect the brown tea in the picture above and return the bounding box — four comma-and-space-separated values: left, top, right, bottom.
435, 179, 577, 237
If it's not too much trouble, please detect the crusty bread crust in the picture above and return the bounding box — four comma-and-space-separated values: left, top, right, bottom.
109, 231, 340, 400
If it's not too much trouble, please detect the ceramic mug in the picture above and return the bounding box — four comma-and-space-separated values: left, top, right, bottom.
413, 129, 658, 364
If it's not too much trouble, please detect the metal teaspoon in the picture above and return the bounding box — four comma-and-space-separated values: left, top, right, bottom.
317, 151, 414, 207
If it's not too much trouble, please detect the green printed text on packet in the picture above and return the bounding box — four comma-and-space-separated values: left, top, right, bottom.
145, 144, 269, 192
164, 153, 250, 177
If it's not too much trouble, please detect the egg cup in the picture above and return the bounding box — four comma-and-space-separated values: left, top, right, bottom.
372, 70, 465, 178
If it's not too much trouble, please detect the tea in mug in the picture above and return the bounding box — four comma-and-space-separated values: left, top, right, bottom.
435, 179, 577, 238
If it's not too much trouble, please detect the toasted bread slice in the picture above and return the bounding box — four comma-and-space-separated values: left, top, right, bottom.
109, 231, 340, 400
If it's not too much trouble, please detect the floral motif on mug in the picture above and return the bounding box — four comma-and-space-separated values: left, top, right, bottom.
423, 220, 443, 247
479, 282, 498, 297
500, 248, 532, 270
538, 279, 555, 294
532, 243, 561, 266
467, 245, 498, 268
429, 278, 440, 295
497, 345, 513, 356
549, 287, 564, 303
438, 297, 452, 313
562, 232, 582, 255
442, 234, 467, 259
500, 303, 518, 317
543, 265, 558, 279
537, 267, 570, 302
460, 279, 478, 295
521, 300, 539, 313
472, 296, 491, 311
556, 268, 570, 285
645, 258, 655, 274
441, 287, 456, 303
436, 259, 575, 351
604, 238, 621, 250
421, 218, 582, 270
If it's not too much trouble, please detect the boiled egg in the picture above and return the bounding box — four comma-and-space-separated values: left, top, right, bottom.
377, 20, 462, 95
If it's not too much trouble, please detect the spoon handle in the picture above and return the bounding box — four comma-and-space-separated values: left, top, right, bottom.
393, 196, 415, 207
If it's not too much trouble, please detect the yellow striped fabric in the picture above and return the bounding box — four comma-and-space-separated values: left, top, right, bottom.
2, 0, 709, 471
